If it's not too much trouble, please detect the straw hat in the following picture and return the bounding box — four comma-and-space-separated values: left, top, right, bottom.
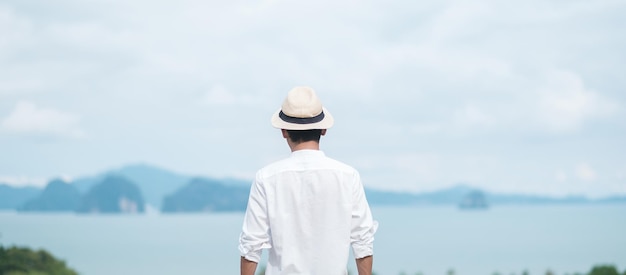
271, 87, 334, 130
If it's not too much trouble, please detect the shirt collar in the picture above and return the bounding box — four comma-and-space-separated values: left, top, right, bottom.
290, 149, 326, 158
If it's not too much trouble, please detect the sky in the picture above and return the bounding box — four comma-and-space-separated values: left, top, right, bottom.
1, 0, 625, 197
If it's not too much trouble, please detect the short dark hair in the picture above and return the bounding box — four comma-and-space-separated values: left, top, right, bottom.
286, 129, 323, 143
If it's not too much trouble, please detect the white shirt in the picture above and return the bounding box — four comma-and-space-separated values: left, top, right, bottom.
239, 150, 378, 275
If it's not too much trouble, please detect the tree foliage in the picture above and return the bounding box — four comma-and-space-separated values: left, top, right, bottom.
589, 265, 620, 275
0, 246, 78, 275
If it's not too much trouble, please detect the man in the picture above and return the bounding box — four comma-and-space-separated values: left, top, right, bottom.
238, 87, 378, 275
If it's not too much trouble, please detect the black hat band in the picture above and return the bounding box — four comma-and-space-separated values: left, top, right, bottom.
279, 110, 325, 124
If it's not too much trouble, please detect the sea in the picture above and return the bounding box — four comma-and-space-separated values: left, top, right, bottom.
1, 204, 625, 275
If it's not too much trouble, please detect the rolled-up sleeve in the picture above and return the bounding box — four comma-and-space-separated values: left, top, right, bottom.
238, 173, 271, 262
350, 172, 378, 259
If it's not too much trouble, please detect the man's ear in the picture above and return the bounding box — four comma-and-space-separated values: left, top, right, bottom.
281, 129, 289, 139
321, 129, 327, 136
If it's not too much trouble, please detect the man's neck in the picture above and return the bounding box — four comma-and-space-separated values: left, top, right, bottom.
289, 141, 320, 152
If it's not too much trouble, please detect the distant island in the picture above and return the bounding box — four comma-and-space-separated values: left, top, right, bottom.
162, 177, 249, 212
77, 175, 145, 213
458, 190, 489, 209
7, 175, 146, 214
20, 179, 81, 212
0, 184, 39, 209
1, 163, 625, 214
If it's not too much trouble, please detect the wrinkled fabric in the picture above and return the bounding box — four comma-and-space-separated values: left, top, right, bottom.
239, 150, 377, 275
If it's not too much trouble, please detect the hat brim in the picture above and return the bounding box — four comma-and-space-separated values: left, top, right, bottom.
271, 107, 334, 130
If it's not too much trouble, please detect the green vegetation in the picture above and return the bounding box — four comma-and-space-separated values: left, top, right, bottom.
364, 264, 625, 275
0, 245, 78, 275
257, 265, 625, 275
588, 265, 622, 275
2, 246, 622, 275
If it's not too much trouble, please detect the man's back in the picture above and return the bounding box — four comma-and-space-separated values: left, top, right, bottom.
239, 150, 376, 274
238, 87, 377, 275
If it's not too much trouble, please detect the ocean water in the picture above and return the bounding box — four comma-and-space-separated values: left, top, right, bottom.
1, 204, 625, 275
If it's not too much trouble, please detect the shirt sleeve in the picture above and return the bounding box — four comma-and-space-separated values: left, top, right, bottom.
350, 171, 378, 259
238, 172, 272, 262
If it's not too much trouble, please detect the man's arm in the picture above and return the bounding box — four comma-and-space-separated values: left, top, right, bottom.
240, 257, 258, 275
355, 255, 373, 275
239, 174, 269, 275
350, 172, 378, 274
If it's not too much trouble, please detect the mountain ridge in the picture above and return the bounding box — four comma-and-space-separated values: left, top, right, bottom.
1, 163, 625, 213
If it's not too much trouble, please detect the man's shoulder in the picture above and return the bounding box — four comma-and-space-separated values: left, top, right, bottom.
322, 155, 359, 173
256, 153, 359, 178
257, 157, 292, 174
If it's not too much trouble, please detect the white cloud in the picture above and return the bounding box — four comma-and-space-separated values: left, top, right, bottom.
537, 70, 618, 132
1, 101, 85, 138
0, 6, 39, 95
0, 0, 624, 197
617, 165, 626, 180
0, 175, 47, 187
203, 85, 257, 105
409, 122, 444, 135
204, 85, 237, 105
352, 153, 442, 185
555, 170, 567, 182
351, 152, 502, 192
575, 163, 596, 181
427, 1, 493, 44
453, 103, 496, 130
0, 5, 33, 53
